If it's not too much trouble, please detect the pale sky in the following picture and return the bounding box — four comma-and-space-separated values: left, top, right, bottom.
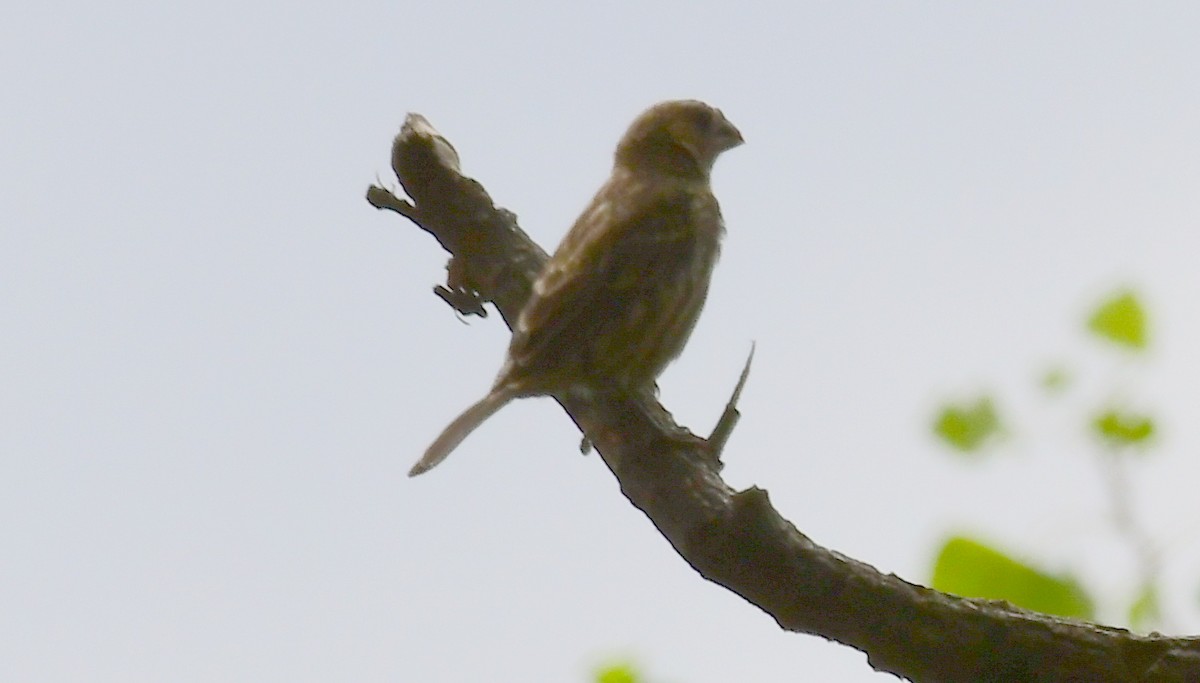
4, 2, 1200, 681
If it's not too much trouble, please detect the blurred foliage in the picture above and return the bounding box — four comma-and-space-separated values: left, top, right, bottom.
932, 537, 1094, 619
595, 662, 640, 683
1093, 410, 1155, 448
928, 287, 1182, 630
1087, 290, 1147, 350
933, 396, 1002, 454
1128, 582, 1162, 631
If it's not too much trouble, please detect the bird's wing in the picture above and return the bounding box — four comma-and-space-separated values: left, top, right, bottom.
502, 179, 718, 383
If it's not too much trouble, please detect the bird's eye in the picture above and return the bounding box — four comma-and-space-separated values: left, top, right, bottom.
687, 107, 715, 131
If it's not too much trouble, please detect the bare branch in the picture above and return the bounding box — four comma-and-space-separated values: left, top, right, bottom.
370, 114, 1200, 682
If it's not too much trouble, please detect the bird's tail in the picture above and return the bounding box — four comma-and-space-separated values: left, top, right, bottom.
408, 386, 519, 477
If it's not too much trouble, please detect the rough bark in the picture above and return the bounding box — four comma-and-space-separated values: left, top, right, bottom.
367, 113, 1200, 682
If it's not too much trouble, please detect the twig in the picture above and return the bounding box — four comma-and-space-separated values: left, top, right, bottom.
706, 341, 755, 462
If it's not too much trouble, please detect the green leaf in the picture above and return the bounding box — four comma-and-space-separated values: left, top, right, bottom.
1087, 290, 1147, 350
1093, 410, 1155, 447
931, 536, 1094, 619
595, 663, 639, 683
1128, 582, 1161, 631
933, 397, 1002, 454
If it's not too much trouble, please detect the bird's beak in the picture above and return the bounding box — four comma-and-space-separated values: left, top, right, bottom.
714, 110, 744, 152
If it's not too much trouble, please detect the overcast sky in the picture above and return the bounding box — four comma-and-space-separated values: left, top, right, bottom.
5, 2, 1200, 681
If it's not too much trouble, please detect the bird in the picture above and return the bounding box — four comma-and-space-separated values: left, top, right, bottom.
409, 100, 743, 476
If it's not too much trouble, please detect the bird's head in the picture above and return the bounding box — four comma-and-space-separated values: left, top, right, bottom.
614, 100, 743, 180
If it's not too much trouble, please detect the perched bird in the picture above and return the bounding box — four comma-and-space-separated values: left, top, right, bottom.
410, 100, 743, 477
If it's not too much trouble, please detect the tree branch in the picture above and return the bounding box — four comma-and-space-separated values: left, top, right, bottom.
369, 114, 1200, 682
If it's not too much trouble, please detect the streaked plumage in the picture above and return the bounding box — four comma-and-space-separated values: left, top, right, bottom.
411, 100, 743, 476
